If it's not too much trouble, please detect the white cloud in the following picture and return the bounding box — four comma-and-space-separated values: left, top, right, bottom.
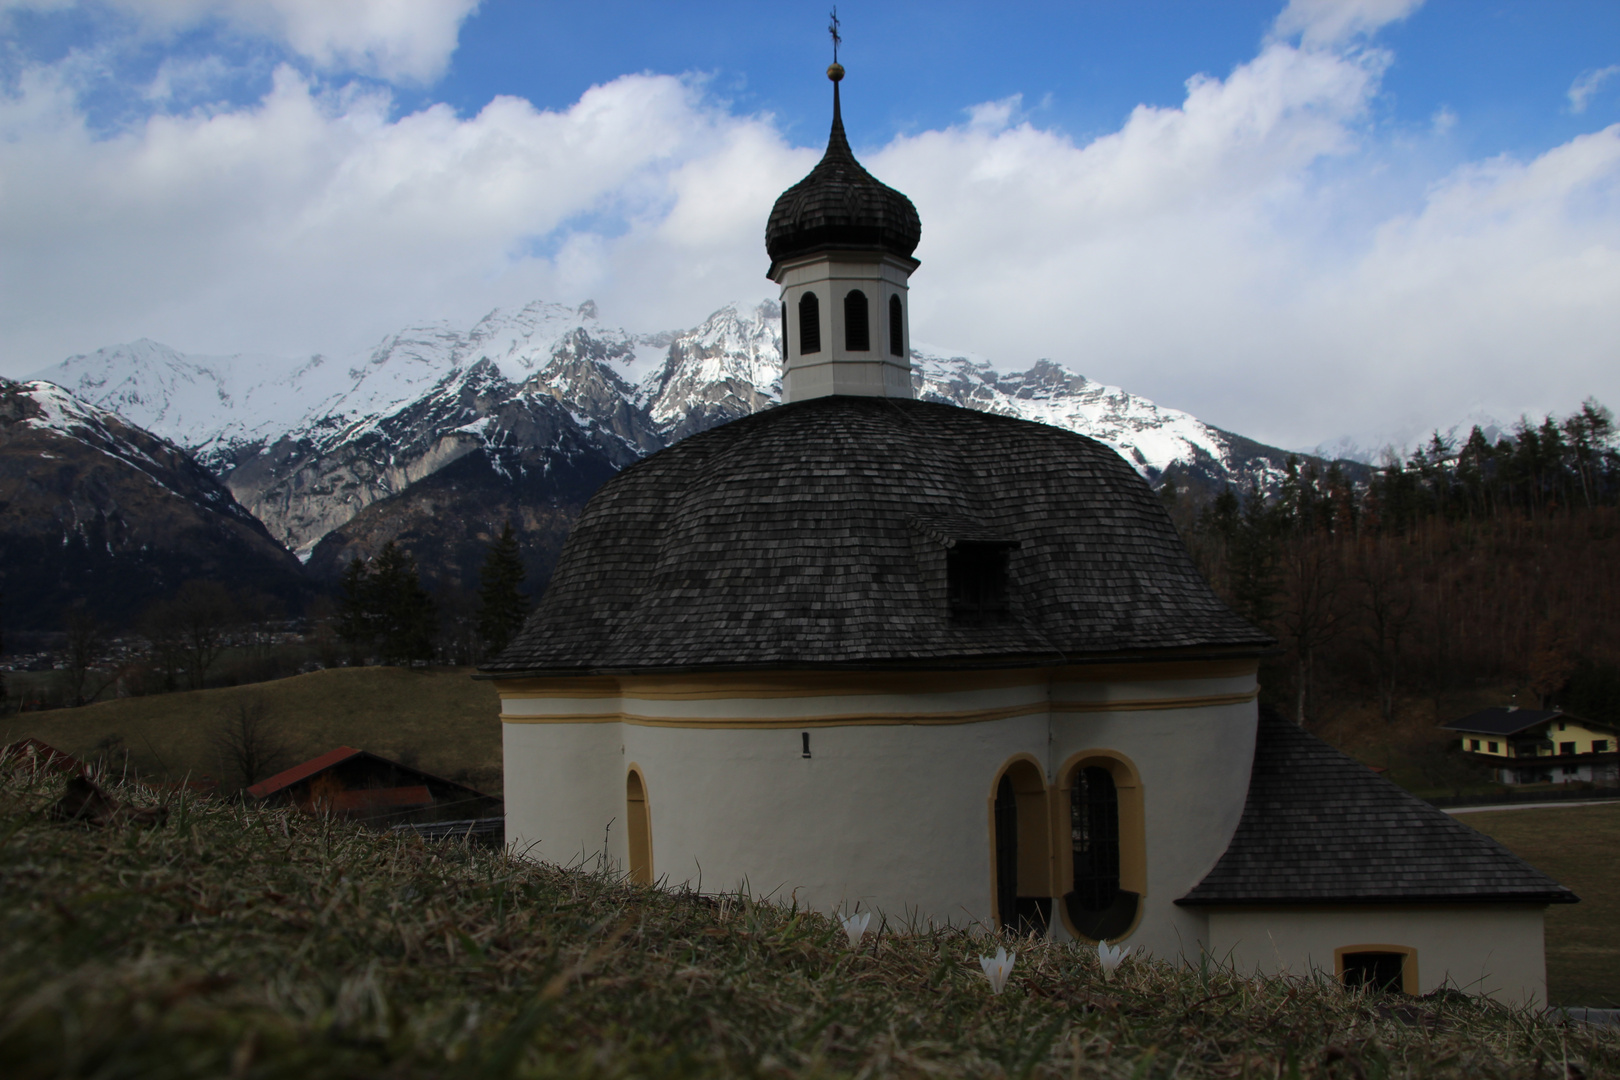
1272, 0, 1423, 49
0, 0, 480, 82
2, 4, 1618, 451
1569, 65, 1619, 114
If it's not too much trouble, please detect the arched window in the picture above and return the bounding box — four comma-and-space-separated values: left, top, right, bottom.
888, 295, 904, 357
844, 290, 870, 352
798, 292, 821, 355
781, 301, 788, 359
990, 757, 1051, 934
626, 768, 653, 885
1059, 754, 1144, 942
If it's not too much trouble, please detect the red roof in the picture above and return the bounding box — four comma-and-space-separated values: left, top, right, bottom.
247, 746, 363, 799
3, 738, 85, 775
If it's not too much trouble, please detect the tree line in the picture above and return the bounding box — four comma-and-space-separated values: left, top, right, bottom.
1168, 399, 1620, 731
335, 523, 531, 668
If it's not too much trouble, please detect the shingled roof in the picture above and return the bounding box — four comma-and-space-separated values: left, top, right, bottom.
1178, 710, 1577, 906
482, 396, 1270, 676
1440, 707, 1567, 737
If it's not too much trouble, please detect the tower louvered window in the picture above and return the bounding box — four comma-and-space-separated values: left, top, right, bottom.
798, 292, 821, 355
844, 290, 870, 351
889, 295, 904, 357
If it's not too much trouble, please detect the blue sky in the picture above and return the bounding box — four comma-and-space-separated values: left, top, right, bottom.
2, 0, 1618, 449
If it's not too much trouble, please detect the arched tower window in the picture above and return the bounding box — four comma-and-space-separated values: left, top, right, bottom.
990, 757, 1051, 935
798, 292, 821, 355
626, 768, 653, 886
888, 295, 904, 357
1063, 760, 1142, 941
781, 301, 788, 359
844, 290, 870, 352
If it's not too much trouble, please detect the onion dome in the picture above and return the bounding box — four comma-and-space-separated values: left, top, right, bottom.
766, 67, 922, 276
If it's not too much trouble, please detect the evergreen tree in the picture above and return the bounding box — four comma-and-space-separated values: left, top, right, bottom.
369, 542, 436, 666
477, 521, 530, 659
335, 556, 374, 664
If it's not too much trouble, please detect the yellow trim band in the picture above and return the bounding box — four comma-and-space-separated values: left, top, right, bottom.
500, 689, 1258, 727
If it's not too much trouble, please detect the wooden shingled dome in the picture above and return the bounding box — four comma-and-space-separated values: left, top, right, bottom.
765, 83, 922, 276
483, 397, 1271, 676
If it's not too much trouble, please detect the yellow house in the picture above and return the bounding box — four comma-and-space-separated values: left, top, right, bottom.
1443, 707, 1620, 785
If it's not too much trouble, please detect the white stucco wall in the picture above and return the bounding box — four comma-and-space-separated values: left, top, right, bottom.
1050, 682, 1258, 961
1207, 905, 1549, 1006
500, 665, 1258, 959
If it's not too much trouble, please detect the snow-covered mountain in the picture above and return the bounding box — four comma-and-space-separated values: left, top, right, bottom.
0, 378, 305, 628
33, 300, 1299, 563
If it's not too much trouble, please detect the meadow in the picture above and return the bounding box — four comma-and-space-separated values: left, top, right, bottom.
2, 758, 1615, 1080
1462, 802, 1620, 1008
0, 667, 503, 793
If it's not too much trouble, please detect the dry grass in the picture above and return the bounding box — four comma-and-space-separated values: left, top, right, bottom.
2, 760, 1616, 1079
1460, 803, 1620, 1008
0, 667, 502, 793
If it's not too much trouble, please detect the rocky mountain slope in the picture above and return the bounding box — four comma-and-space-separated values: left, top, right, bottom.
31, 300, 1327, 592
0, 379, 308, 629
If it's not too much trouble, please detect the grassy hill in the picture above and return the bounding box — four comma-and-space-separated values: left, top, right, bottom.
2, 764, 1614, 1080
0, 666, 502, 794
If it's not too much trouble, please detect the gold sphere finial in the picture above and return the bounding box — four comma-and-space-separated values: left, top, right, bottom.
827, 62, 844, 82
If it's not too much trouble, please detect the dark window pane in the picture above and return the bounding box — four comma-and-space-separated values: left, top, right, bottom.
994, 775, 1018, 931
1072, 766, 1120, 909
798, 292, 821, 355
1342, 952, 1406, 993
947, 542, 1010, 624
844, 289, 870, 351
889, 295, 904, 356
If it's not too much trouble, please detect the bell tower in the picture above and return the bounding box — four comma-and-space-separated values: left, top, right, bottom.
765, 58, 921, 402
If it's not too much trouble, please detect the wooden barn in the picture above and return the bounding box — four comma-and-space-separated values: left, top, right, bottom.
247, 747, 500, 829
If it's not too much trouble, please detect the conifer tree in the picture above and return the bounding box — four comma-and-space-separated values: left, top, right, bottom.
369, 542, 437, 666
477, 521, 530, 659
335, 556, 373, 664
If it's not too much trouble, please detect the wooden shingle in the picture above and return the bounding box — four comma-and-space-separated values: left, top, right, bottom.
1177, 710, 1577, 906
483, 396, 1271, 676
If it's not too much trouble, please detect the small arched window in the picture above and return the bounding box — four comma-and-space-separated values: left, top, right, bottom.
990, 757, 1052, 935
844, 290, 870, 352
626, 768, 653, 886
888, 295, 904, 357
798, 292, 821, 355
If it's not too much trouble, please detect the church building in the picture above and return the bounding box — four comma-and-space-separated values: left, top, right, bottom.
482, 62, 1573, 1005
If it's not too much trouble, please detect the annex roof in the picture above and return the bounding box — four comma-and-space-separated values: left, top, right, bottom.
1440, 707, 1568, 737
1178, 710, 1576, 907
246, 745, 362, 799
483, 396, 1271, 677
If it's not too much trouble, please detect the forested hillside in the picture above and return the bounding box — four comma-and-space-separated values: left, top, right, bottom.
1170, 399, 1620, 742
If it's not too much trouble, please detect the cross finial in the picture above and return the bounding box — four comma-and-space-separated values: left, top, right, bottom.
829, 7, 841, 63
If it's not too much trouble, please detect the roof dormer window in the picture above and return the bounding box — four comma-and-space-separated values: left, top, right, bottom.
948, 542, 1012, 624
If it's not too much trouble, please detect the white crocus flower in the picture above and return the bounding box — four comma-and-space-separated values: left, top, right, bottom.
837, 910, 871, 948
1097, 941, 1131, 981
978, 946, 1016, 994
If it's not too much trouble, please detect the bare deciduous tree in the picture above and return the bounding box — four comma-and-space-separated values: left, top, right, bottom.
212, 696, 293, 790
